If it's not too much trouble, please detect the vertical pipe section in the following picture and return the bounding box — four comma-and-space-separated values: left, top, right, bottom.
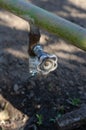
0, 0, 86, 51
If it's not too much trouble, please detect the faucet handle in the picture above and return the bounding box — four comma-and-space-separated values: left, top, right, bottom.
29, 45, 58, 75
37, 53, 58, 75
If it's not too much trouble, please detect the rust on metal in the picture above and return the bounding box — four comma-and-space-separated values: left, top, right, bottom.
28, 24, 40, 56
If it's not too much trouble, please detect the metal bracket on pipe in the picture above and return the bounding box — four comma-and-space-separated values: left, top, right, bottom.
28, 24, 58, 77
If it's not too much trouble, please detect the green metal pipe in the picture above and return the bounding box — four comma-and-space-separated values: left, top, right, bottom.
0, 0, 86, 51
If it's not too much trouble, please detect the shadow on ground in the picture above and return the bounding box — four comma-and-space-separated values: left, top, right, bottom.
0, 0, 86, 129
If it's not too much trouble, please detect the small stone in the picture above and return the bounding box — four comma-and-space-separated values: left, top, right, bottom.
35, 104, 41, 109
0, 110, 9, 121
13, 84, 19, 93
66, 92, 69, 96
23, 115, 28, 123
21, 91, 25, 94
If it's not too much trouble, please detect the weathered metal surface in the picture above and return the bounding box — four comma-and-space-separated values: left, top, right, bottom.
28, 24, 58, 75
0, 0, 86, 51
28, 23, 40, 56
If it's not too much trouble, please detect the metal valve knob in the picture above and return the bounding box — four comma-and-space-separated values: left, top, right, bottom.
31, 45, 58, 75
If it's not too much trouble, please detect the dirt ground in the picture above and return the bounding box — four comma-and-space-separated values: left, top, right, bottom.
0, 0, 86, 130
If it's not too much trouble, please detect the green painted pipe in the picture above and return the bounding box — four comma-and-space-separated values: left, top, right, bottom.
0, 0, 86, 51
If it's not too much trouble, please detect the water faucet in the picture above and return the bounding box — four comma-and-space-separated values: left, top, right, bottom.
28, 24, 58, 76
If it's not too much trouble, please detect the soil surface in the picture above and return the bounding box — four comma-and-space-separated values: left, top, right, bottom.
0, 0, 86, 130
